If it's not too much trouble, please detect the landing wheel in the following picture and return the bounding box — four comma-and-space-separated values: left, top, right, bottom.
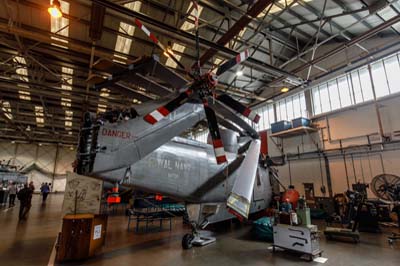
182, 233, 194, 250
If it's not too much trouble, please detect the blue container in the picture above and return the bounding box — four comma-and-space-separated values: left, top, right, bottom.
292, 117, 311, 128
271, 120, 292, 133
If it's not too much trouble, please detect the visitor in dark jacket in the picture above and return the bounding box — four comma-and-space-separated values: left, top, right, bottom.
40, 183, 50, 203
17, 184, 33, 220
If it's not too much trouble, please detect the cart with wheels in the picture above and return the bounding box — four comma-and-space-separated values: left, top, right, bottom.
272, 224, 322, 262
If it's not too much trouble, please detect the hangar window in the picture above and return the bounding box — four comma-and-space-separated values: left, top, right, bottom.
311, 51, 400, 116
337, 75, 353, 108
359, 67, 374, 101
328, 80, 340, 110
371, 60, 390, 98
350, 70, 364, 104
256, 104, 275, 131
384, 54, 400, 94
277, 92, 306, 121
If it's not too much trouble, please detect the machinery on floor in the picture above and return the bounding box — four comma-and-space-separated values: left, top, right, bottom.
370, 174, 400, 245
271, 190, 322, 261
324, 190, 366, 243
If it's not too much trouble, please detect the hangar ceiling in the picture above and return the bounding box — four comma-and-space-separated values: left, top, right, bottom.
0, 0, 400, 144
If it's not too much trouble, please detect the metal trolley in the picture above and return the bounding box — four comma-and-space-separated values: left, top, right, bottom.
272, 224, 323, 262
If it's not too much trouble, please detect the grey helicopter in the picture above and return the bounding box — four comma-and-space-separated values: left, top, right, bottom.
76, 0, 274, 249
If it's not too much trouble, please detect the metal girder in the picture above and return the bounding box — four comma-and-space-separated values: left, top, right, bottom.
270, 6, 370, 32
297, 0, 370, 54
278, 0, 399, 70
0, 106, 32, 140
198, 0, 274, 66
92, 0, 301, 80
292, 13, 400, 74
204, 0, 310, 48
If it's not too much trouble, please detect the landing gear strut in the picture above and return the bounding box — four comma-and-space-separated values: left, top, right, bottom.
181, 221, 216, 250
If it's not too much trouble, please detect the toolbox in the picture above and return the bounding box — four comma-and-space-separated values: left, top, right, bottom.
271, 120, 292, 133
291, 117, 311, 128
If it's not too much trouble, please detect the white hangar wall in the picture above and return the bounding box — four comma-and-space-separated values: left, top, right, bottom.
0, 142, 74, 192
267, 93, 400, 198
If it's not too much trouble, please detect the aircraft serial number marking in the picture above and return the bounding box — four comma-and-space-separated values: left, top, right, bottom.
101, 128, 133, 139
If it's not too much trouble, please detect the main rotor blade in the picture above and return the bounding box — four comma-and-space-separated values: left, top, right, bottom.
203, 100, 227, 165
192, 0, 201, 77
216, 49, 249, 76
143, 89, 192, 124
134, 18, 187, 73
216, 94, 260, 124
227, 139, 261, 220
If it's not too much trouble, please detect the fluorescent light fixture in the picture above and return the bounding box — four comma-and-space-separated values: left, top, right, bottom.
266, 99, 274, 103
236, 70, 243, 76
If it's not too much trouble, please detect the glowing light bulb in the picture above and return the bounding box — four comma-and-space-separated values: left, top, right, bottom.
48, 0, 62, 18
281, 87, 289, 93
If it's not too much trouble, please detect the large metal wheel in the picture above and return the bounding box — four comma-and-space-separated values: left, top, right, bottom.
371, 174, 400, 201
182, 233, 194, 250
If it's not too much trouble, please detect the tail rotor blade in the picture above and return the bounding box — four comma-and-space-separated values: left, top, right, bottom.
203, 100, 227, 165
143, 89, 192, 124
216, 49, 249, 76
134, 18, 187, 72
216, 94, 260, 124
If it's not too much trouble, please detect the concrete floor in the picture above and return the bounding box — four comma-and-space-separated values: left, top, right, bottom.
0, 194, 399, 266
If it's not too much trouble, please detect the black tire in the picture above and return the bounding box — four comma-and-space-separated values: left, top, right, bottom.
182, 234, 194, 250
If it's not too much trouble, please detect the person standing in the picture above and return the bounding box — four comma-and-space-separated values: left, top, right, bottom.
7, 182, 17, 207
28, 181, 35, 192
41, 183, 50, 203
17, 184, 32, 220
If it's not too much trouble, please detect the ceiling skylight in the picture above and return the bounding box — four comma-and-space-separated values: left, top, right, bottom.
1, 101, 13, 120
165, 2, 203, 69
61, 97, 71, 107
97, 88, 110, 113
13, 56, 31, 101
65, 110, 73, 129
97, 103, 107, 113
258, 0, 313, 18
34, 106, 45, 127
113, 2, 142, 64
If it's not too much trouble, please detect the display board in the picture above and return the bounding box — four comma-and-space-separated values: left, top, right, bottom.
61, 172, 103, 217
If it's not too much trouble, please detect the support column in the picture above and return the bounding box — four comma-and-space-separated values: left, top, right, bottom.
324, 154, 333, 198
51, 144, 60, 193
304, 89, 313, 118
368, 65, 385, 139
